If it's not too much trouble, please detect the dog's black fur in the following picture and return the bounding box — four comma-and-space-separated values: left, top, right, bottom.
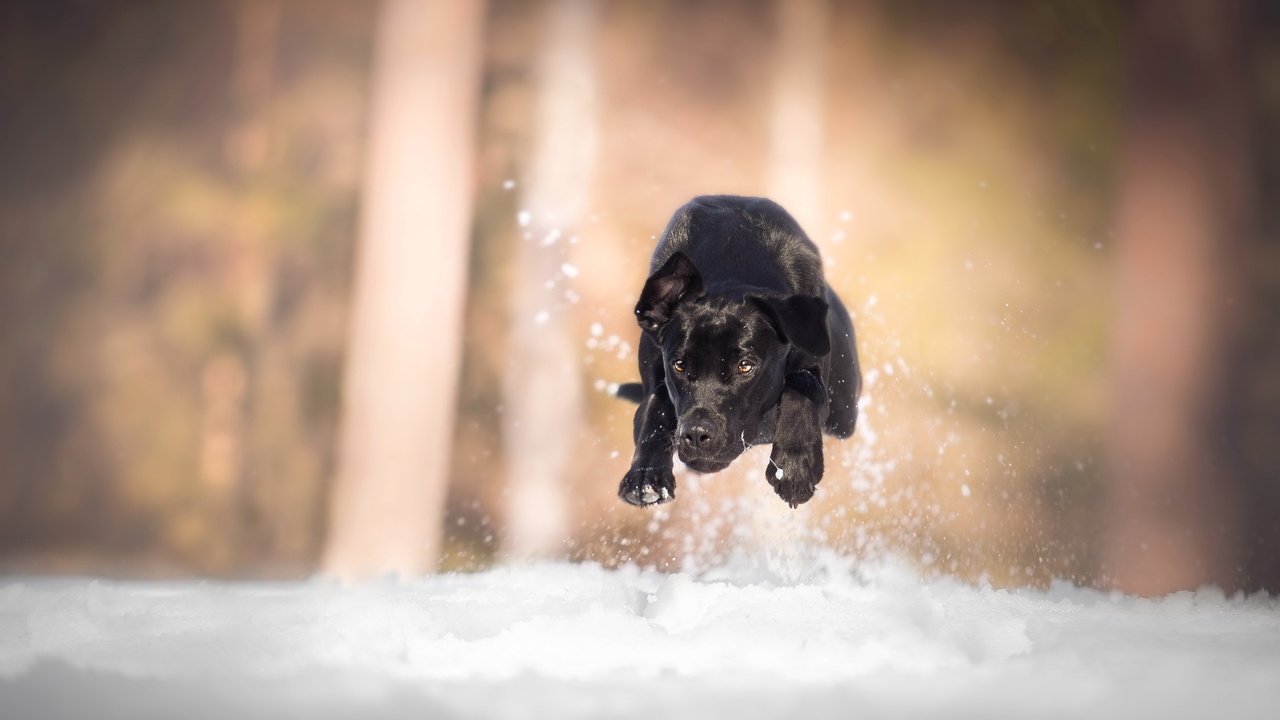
617, 195, 861, 508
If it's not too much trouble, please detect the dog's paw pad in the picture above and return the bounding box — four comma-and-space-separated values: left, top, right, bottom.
773, 479, 816, 508
767, 454, 820, 508
619, 467, 675, 507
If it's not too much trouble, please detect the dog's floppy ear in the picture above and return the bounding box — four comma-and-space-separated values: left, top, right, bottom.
635, 252, 703, 332
750, 294, 831, 356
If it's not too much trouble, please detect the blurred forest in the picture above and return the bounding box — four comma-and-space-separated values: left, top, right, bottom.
1, 0, 1278, 594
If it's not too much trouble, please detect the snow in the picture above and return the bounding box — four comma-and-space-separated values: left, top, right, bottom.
2, 553, 1278, 719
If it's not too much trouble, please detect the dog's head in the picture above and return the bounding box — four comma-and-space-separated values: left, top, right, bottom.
635, 252, 830, 473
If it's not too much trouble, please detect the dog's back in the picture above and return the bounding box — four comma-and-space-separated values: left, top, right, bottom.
650, 196, 826, 299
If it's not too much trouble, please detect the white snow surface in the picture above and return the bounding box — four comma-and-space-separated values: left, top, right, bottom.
2, 552, 1279, 719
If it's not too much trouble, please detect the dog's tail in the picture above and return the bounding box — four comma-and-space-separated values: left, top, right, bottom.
613, 382, 644, 404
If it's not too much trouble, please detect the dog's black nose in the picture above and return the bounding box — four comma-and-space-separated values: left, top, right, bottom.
680, 422, 715, 452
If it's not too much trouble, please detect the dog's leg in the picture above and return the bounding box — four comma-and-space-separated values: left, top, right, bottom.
620, 333, 677, 506
822, 291, 861, 438
619, 386, 677, 506
767, 369, 826, 508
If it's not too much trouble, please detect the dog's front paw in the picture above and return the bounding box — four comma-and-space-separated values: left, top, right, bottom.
767, 442, 823, 508
619, 465, 676, 507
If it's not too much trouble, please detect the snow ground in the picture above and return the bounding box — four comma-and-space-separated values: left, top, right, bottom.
2, 552, 1278, 720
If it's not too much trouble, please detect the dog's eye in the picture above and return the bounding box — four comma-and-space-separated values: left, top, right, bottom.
672, 359, 686, 374
737, 359, 755, 375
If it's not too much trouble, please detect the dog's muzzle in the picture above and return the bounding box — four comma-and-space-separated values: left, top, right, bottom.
676, 410, 732, 472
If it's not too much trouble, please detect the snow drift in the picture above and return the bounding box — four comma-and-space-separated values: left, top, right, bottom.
2, 551, 1278, 719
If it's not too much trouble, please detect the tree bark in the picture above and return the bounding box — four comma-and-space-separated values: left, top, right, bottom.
323, 0, 485, 578
1104, 0, 1251, 594
768, 0, 827, 234
501, 0, 597, 560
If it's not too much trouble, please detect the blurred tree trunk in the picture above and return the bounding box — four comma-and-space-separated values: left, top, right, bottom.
501, 0, 597, 560
1104, 0, 1252, 594
768, 0, 827, 234
323, 0, 486, 578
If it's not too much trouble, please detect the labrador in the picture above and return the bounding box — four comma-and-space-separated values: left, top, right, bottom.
615, 195, 861, 508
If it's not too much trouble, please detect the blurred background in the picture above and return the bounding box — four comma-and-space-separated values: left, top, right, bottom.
1, 0, 1277, 595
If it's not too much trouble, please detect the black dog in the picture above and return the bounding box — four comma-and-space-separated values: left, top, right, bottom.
616, 195, 861, 508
